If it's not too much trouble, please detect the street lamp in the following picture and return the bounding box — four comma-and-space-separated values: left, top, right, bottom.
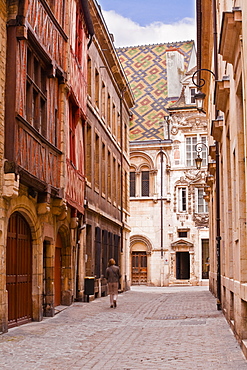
192, 68, 216, 112
195, 142, 208, 170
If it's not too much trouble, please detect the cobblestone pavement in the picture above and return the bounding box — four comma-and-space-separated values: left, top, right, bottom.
0, 286, 247, 370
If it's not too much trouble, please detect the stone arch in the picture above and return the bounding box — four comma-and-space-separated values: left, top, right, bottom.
130, 151, 155, 172
5, 195, 43, 323
6, 195, 43, 246
130, 234, 152, 255
57, 224, 73, 306
155, 149, 171, 169
130, 163, 138, 171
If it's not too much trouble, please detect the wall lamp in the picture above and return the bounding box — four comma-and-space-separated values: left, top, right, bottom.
195, 142, 208, 170
192, 68, 216, 112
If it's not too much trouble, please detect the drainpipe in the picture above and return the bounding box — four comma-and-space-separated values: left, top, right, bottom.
212, 0, 221, 310
160, 149, 164, 259
240, 37, 247, 256
120, 88, 126, 289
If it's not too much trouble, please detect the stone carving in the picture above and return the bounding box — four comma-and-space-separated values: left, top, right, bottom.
184, 169, 202, 182
193, 213, 209, 227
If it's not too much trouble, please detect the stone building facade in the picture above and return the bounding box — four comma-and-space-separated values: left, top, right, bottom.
196, 0, 247, 358
85, 0, 134, 294
118, 42, 209, 286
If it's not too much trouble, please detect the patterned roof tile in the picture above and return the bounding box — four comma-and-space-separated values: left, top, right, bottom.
118, 40, 195, 141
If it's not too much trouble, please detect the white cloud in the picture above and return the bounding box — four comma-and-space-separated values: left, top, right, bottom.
102, 10, 196, 47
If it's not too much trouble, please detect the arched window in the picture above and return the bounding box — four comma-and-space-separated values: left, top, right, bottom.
141, 171, 149, 196
130, 171, 136, 197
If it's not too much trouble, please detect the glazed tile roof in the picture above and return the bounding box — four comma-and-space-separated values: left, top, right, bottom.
118, 41, 195, 141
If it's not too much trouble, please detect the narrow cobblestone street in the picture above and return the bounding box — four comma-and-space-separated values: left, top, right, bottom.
0, 286, 246, 370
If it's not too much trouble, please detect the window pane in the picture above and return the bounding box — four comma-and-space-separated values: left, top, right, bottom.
178, 187, 187, 212
141, 171, 149, 196
197, 188, 208, 213
182, 188, 186, 211
190, 88, 196, 103
186, 137, 197, 167
130, 172, 136, 197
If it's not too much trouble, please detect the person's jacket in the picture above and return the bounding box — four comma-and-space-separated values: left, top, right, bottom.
106, 265, 121, 283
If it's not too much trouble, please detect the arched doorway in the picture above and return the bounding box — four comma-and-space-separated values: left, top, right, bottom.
132, 252, 147, 284
130, 235, 152, 285
6, 212, 32, 328
171, 240, 194, 283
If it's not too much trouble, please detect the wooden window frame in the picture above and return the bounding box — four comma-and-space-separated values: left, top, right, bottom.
26, 47, 47, 137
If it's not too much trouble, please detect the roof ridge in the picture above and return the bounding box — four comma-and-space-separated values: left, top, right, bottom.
117, 39, 194, 50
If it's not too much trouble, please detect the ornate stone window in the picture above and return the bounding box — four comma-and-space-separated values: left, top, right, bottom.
130, 152, 155, 198
196, 188, 208, 213
178, 187, 187, 212
186, 136, 207, 167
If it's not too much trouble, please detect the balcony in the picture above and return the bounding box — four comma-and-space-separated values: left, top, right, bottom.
11, 117, 62, 194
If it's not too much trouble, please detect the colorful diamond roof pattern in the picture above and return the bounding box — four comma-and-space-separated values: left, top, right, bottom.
118, 41, 195, 141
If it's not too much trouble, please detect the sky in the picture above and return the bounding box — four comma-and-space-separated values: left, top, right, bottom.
96, 0, 196, 47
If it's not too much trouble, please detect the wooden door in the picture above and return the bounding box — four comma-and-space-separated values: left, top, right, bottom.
6, 212, 32, 328
132, 252, 147, 285
176, 252, 190, 279
54, 234, 62, 307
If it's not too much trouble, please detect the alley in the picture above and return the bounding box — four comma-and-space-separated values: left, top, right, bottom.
0, 286, 246, 370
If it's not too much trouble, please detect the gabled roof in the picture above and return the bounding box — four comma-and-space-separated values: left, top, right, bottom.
118, 40, 195, 141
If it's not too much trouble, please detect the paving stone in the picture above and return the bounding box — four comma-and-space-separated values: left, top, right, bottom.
0, 286, 246, 369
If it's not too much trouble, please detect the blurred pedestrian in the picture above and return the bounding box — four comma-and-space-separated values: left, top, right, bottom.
106, 258, 121, 308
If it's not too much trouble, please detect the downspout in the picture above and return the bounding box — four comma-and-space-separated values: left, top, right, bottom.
120, 88, 125, 289
212, 0, 221, 311
160, 149, 164, 259
240, 37, 247, 256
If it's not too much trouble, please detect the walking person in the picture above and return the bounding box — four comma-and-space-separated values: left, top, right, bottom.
106, 258, 121, 308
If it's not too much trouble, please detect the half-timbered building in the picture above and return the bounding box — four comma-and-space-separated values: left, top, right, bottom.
0, 0, 92, 332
